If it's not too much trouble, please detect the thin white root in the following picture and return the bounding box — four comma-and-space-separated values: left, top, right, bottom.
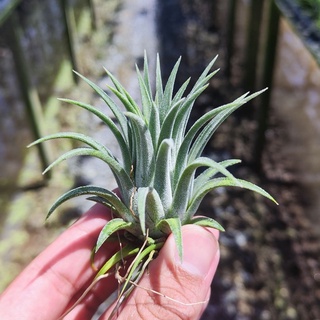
128, 280, 209, 306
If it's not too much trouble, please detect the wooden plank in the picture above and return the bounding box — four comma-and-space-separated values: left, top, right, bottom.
225, 0, 237, 80
253, 0, 280, 171
244, 0, 266, 91
60, 0, 79, 83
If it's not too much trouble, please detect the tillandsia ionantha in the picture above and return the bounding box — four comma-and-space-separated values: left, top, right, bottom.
29, 54, 277, 318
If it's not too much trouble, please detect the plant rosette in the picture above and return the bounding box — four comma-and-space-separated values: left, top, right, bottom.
29, 53, 277, 319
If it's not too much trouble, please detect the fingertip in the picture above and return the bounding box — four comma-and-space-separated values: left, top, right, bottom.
173, 225, 220, 279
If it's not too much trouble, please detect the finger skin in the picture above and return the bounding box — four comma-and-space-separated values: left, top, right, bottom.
102, 225, 220, 320
0, 204, 118, 320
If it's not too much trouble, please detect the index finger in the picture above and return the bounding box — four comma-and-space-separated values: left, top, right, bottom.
0, 204, 118, 320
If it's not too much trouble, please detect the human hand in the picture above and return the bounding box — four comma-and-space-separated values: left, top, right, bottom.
0, 204, 220, 320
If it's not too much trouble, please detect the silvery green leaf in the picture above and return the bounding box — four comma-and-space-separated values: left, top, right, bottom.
86, 196, 116, 211
148, 101, 161, 150
30, 132, 134, 203
237, 178, 278, 204
104, 68, 142, 116
140, 52, 153, 120
174, 96, 250, 186
188, 89, 268, 162
143, 52, 152, 97
191, 55, 218, 91
159, 57, 181, 122
172, 83, 210, 149
28, 132, 106, 151
154, 54, 163, 109
126, 112, 155, 187
74, 71, 129, 137
171, 157, 241, 220
134, 187, 165, 239
171, 56, 219, 149
190, 216, 225, 232
136, 187, 148, 236
157, 217, 183, 261
192, 159, 241, 196
154, 139, 173, 211
171, 77, 191, 105
185, 177, 277, 222
58, 98, 132, 172
108, 85, 142, 117
136, 65, 153, 123
106, 71, 145, 118
135, 66, 161, 148
144, 188, 165, 224
42, 148, 104, 175
95, 218, 134, 252
157, 97, 185, 145
47, 186, 135, 222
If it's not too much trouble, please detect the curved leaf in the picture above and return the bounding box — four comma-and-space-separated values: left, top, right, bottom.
134, 187, 167, 238
105, 69, 141, 116
126, 112, 155, 187
136, 56, 152, 121
107, 85, 141, 117
188, 89, 267, 163
154, 139, 173, 211
144, 188, 165, 224
58, 98, 132, 172
157, 97, 185, 146
171, 77, 191, 105
95, 218, 134, 252
173, 88, 267, 184
30, 132, 134, 204
42, 148, 105, 175
74, 71, 129, 137
194, 55, 218, 88
28, 132, 106, 151
192, 159, 241, 196
136, 187, 148, 236
171, 157, 241, 220
155, 54, 163, 109
159, 57, 181, 122
170, 56, 219, 150
47, 186, 134, 222
148, 101, 161, 150
173, 96, 248, 186
190, 216, 225, 232
172, 69, 220, 148
185, 177, 278, 222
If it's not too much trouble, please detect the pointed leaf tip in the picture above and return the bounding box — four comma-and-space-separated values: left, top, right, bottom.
95, 218, 133, 253
191, 216, 225, 232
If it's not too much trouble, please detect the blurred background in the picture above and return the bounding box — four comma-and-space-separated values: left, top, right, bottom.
0, 0, 320, 319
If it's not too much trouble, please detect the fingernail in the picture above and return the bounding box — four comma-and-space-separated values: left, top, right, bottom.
175, 225, 219, 277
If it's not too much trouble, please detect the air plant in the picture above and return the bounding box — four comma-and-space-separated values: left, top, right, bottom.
29, 54, 277, 318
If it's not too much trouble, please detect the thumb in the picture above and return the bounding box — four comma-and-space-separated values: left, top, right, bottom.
107, 224, 220, 320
